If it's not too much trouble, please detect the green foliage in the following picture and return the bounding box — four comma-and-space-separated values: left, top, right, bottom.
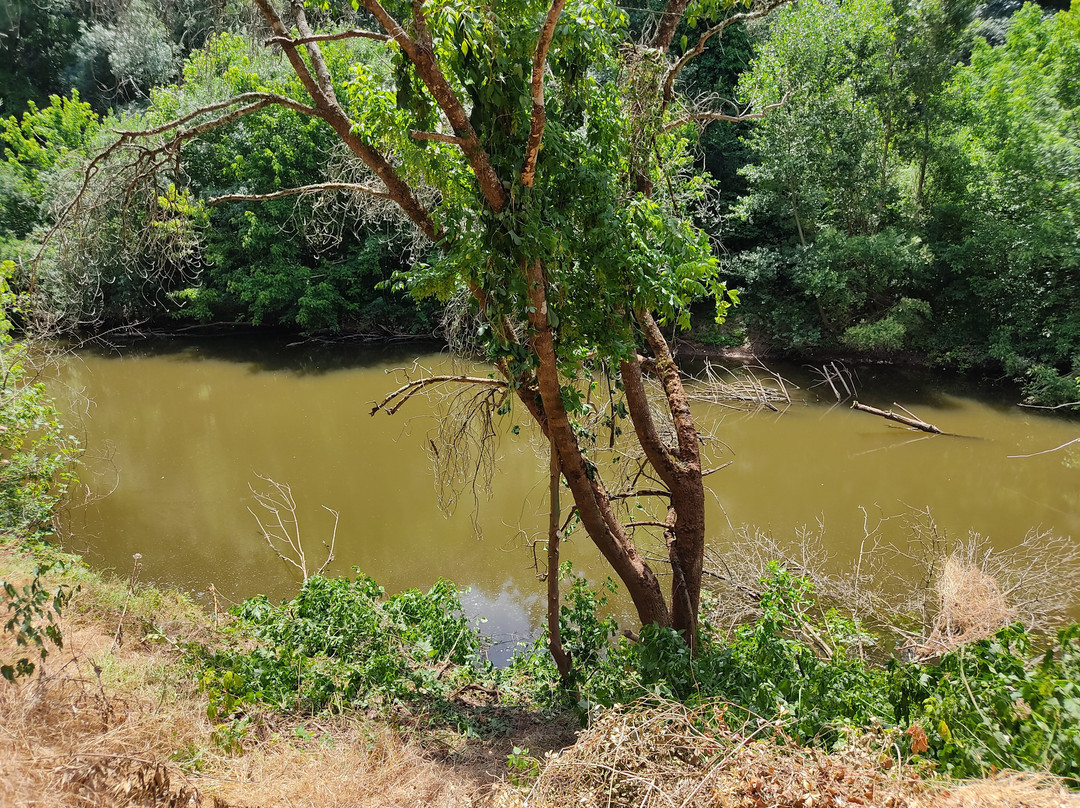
196, 557, 1080, 781
843, 297, 932, 352
0, 262, 79, 539
894, 625, 1080, 780
506, 746, 541, 786
373, 0, 731, 377
724, 0, 1078, 402
0, 262, 80, 684
0, 0, 248, 115
68, 0, 181, 106
924, 1, 1080, 392
510, 564, 1080, 782
0, 92, 101, 240
0, 560, 79, 681
198, 573, 491, 728
159, 33, 432, 333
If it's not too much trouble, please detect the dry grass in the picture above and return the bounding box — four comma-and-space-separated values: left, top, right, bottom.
0, 547, 500, 807
0, 545, 579, 807
911, 556, 1014, 659
491, 704, 1080, 808
926, 773, 1080, 808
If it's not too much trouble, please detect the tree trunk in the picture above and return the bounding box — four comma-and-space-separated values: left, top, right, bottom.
547, 438, 572, 682
524, 260, 671, 629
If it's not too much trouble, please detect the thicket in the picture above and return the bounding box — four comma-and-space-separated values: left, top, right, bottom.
0, 260, 81, 680
723, 0, 1080, 405
0, 37, 433, 334
2, 0, 1078, 405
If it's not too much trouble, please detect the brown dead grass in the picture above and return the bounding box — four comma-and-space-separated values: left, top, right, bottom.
926, 773, 1080, 808
489, 704, 1080, 808
0, 547, 566, 807
490, 701, 928, 808
913, 556, 1015, 660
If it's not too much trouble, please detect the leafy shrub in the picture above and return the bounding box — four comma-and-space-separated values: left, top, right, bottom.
0, 261, 79, 540
1, 560, 79, 681
893, 624, 1080, 780
518, 564, 1080, 782
199, 573, 490, 725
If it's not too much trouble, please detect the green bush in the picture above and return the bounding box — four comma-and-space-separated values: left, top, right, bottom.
198, 573, 490, 726
515, 564, 1080, 782
0, 261, 79, 540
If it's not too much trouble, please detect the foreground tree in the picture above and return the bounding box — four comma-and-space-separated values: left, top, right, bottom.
58, 0, 783, 653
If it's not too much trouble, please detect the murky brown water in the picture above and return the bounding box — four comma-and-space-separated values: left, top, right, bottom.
53, 337, 1080, 653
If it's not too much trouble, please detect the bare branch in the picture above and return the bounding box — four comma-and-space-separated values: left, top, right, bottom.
852, 400, 942, 434
1008, 437, 1080, 459
609, 488, 672, 502
249, 0, 440, 239
315, 505, 339, 577
521, 0, 567, 188
664, 91, 791, 131
265, 29, 390, 47
210, 182, 393, 206
1018, 400, 1080, 411
34, 92, 320, 284
369, 374, 508, 417
248, 475, 338, 582
409, 129, 466, 145
661, 0, 790, 111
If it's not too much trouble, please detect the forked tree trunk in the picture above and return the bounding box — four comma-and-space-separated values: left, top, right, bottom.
244, 0, 712, 650
524, 261, 672, 630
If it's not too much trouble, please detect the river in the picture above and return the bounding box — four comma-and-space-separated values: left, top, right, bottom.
53, 336, 1080, 657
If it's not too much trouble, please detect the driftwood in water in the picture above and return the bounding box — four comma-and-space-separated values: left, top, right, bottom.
852, 401, 942, 434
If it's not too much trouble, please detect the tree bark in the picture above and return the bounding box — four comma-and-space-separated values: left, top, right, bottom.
525, 260, 671, 629
547, 438, 572, 682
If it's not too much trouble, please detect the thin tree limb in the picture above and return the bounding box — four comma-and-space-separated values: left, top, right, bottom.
409, 129, 466, 145
664, 92, 791, 130
210, 182, 392, 205
265, 29, 390, 47
661, 0, 790, 111
369, 375, 508, 417
1007, 437, 1080, 459
521, 0, 567, 188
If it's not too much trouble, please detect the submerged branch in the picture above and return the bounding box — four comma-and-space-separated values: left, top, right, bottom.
851, 401, 942, 434
1008, 437, 1080, 459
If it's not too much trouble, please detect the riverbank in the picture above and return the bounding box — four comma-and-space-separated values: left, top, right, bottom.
0, 542, 561, 806
4, 541, 1080, 807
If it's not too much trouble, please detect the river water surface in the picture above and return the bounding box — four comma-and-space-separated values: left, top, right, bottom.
53, 337, 1080, 653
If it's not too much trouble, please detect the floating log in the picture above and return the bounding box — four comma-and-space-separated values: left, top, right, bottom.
851, 400, 942, 434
